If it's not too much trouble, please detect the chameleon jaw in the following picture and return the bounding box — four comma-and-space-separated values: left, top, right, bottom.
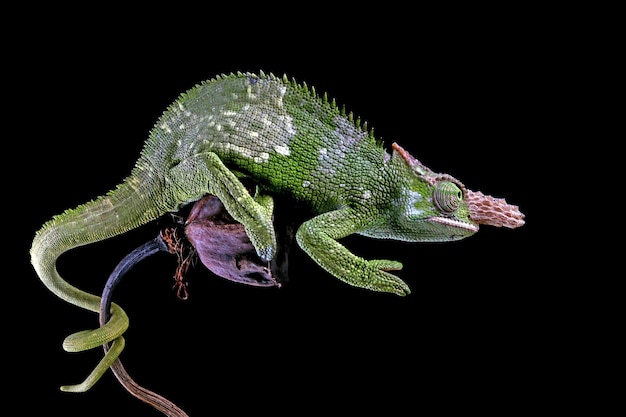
430, 216, 479, 233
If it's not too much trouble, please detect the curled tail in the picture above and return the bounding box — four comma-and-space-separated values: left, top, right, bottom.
30, 171, 181, 391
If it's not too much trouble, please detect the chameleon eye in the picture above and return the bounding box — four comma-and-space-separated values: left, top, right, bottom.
433, 181, 463, 213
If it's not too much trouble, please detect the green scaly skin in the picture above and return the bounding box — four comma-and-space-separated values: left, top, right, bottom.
30, 71, 495, 393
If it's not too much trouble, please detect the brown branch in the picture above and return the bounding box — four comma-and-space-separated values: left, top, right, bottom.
104, 351, 189, 417
100, 237, 189, 417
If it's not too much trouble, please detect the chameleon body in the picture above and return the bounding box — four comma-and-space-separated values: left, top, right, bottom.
30, 71, 524, 394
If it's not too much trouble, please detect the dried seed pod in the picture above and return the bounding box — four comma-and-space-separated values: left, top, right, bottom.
184, 194, 293, 287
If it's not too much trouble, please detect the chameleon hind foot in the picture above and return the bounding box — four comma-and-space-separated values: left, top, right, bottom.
170, 151, 277, 262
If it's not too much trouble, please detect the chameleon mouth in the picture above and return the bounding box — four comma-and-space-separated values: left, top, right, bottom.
430, 216, 479, 233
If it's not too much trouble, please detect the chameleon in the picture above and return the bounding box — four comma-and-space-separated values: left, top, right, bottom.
30, 71, 525, 396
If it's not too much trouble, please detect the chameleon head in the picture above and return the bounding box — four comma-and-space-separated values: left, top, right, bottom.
382, 143, 524, 242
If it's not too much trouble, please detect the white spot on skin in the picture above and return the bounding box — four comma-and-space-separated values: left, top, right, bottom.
409, 190, 422, 202
179, 124, 185, 130
274, 145, 290, 156
317, 148, 334, 172
302, 181, 311, 188
276, 86, 287, 107
160, 122, 172, 134
221, 143, 253, 159
406, 190, 424, 217
279, 115, 297, 135
409, 207, 424, 217
363, 190, 371, 199
246, 85, 257, 100
253, 152, 270, 163
223, 110, 238, 117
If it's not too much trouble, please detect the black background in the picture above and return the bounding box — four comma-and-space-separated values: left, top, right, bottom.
10, 6, 558, 416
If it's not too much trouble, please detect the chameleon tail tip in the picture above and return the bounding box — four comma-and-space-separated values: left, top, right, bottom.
60, 383, 89, 393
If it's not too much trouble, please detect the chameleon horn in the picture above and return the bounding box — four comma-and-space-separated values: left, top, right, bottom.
466, 189, 525, 229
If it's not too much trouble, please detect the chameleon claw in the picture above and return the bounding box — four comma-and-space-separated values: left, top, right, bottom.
381, 275, 411, 296
369, 259, 403, 271
364, 274, 411, 297
364, 260, 409, 295
392, 281, 411, 296
256, 244, 276, 263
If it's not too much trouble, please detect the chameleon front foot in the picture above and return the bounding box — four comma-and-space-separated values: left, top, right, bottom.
366, 260, 410, 296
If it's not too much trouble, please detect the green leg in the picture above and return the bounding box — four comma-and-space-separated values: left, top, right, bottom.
295, 209, 410, 296
169, 152, 276, 261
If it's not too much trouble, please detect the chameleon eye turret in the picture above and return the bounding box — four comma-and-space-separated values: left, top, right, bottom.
433, 181, 463, 214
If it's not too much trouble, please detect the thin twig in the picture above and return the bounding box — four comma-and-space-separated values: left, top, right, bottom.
100, 237, 189, 417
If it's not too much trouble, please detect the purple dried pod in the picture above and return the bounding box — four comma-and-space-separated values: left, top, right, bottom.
184, 194, 292, 287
